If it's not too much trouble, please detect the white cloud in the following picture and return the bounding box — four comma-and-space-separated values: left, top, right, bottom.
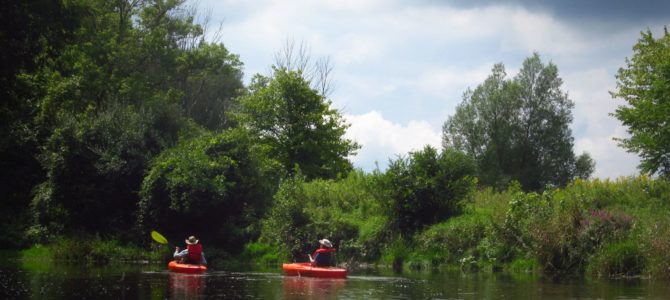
563, 68, 641, 178
411, 64, 493, 100
575, 134, 639, 178
344, 111, 442, 170
198, 0, 647, 178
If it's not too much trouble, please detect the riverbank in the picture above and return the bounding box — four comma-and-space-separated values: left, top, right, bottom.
242, 176, 670, 280
9, 177, 670, 280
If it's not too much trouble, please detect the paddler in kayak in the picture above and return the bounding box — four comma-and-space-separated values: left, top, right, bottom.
174, 235, 207, 265
308, 238, 336, 267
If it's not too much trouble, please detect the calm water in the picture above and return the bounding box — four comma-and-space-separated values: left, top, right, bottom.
0, 258, 668, 299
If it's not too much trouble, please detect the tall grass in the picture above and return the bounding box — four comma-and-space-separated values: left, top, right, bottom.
21, 236, 163, 263
251, 174, 669, 278
405, 177, 670, 278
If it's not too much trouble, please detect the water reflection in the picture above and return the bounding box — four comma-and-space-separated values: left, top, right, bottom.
1, 259, 669, 299
282, 276, 346, 299
168, 272, 206, 299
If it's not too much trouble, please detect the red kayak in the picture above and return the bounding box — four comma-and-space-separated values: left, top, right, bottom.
168, 261, 207, 274
282, 263, 347, 279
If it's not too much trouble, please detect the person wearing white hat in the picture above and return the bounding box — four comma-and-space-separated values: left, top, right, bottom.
174, 235, 207, 265
308, 238, 336, 267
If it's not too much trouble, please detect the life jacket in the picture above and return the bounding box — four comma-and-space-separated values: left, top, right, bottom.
187, 244, 202, 262
312, 247, 336, 267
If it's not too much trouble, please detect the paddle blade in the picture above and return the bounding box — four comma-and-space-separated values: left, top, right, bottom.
151, 230, 168, 244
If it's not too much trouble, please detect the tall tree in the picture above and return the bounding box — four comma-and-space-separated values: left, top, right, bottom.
27, 0, 243, 240
611, 28, 670, 178
235, 68, 359, 180
0, 0, 87, 247
443, 53, 593, 190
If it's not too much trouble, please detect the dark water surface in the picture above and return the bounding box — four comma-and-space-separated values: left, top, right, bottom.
0, 258, 668, 299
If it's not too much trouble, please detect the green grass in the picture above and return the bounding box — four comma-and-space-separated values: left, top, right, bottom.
18, 237, 163, 264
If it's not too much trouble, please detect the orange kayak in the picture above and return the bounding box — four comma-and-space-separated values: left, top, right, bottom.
168, 261, 207, 274
282, 262, 347, 278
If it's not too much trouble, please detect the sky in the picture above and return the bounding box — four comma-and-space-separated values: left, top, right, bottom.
195, 0, 669, 178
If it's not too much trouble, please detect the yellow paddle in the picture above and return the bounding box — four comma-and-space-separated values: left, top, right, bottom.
151, 230, 170, 245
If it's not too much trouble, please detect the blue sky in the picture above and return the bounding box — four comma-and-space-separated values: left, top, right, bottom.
195, 0, 669, 178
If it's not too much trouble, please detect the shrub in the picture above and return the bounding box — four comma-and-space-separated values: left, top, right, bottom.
139, 128, 281, 253
416, 214, 487, 264
588, 239, 644, 278
383, 146, 476, 234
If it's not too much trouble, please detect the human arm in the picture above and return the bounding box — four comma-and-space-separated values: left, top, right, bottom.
174, 247, 188, 258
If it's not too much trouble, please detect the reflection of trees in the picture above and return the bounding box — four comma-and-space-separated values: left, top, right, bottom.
282, 276, 346, 300
169, 272, 206, 299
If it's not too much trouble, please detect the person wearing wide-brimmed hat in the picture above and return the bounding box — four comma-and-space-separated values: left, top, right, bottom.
174, 235, 207, 265
308, 238, 336, 267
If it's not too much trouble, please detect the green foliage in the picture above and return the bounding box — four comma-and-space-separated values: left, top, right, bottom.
259, 175, 311, 260
380, 239, 414, 269
30, 103, 181, 240
443, 53, 591, 190
611, 28, 670, 178
30, 236, 162, 263
416, 214, 487, 264
508, 258, 540, 273
574, 152, 596, 180
235, 68, 359, 180
139, 128, 280, 252
240, 242, 282, 265
383, 146, 477, 234
13, 0, 245, 244
397, 177, 670, 278
588, 239, 644, 278
260, 170, 387, 263
0, 0, 89, 249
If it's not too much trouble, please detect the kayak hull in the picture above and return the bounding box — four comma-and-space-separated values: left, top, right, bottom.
168, 261, 207, 274
282, 262, 347, 279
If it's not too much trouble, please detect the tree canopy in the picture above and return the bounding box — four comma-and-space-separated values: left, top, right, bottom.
235, 68, 359, 180
443, 53, 594, 190
611, 28, 670, 178
18, 0, 245, 241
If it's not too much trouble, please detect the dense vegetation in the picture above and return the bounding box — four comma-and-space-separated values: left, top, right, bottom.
442, 54, 595, 190
611, 28, 670, 178
1, 0, 668, 279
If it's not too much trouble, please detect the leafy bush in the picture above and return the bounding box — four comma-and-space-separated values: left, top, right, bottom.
416, 214, 487, 264
383, 146, 477, 234
31, 103, 182, 240
588, 239, 644, 278
259, 170, 387, 263
138, 128, 281, 253
42, 236, 161, 263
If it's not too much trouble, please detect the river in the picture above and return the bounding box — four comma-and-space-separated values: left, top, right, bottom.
0, 259, 667, 299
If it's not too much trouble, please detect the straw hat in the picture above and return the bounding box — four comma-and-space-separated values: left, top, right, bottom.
318, 239, 333, 248
185, 236, 199, 245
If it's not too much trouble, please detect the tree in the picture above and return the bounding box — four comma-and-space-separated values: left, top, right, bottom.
235, 68, 359, 180
138, 128, 281, 252
574, 152, 596, 180
383, 146, 477, 234
443, 53, 592, 190
443, 63, 519, 187
611, 28, 670, 178
0, 0, 87, 248
26, 0, 244, 240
